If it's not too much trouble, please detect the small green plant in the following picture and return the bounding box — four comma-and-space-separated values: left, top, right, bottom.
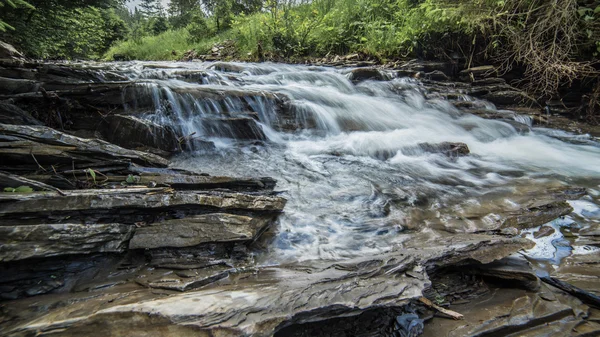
85, 168, 97, 185
121, 174, 141, 186
3, 185, 34, 193
83, 168, 108, 187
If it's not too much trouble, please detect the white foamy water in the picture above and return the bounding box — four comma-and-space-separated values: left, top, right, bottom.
101, 61, 600, 263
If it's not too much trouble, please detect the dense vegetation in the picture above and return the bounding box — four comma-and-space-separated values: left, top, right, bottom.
1, 0, 599, 107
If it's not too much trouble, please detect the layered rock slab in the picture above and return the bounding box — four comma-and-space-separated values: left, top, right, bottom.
0, 189, 286, 215
0, 223, 134, 262
6, 236, 533, 337
0, 123, 168, 168
129, 213, 276, 249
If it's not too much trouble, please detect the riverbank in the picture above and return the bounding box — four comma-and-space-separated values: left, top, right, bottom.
1, 41, 600, 336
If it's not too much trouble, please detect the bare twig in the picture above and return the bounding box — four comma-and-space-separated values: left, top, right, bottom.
30, 152, 46, 172
418, 297, 464, 320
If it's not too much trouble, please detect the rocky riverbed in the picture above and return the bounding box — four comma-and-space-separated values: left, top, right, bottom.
0, 41, 599, 336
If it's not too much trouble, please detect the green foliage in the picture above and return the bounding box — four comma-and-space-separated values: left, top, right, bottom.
0, 0, 35, 32
3, 185, 34, 193
105, 28, 195, 60
187, 15, 213, 43
150, 16, 169, 35
1, 4, 127, 59
139, 0, 160, 17
86, 168, 97, 185
168, 0, 201, 28
105, 0, 600, 93
125, 174, 141, 184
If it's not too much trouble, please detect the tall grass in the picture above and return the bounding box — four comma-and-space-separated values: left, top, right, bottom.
104, 0, 483, 61
104, 29, 192, 61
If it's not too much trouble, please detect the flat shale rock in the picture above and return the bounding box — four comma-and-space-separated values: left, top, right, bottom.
129, 213, 276, 249
0, 189, 287, 214
501, 200, 573, 229
0, 123, 168, 167
483, 90, 539, 107
422, 287, 586, 337
7, 236, 533, 337
550, 253, 600, 297
26, 170, 277, 191
137, 265, 232, 292
0, 223, 134, 262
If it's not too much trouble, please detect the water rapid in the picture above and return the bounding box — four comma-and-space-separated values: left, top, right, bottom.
102, 61, 600, 265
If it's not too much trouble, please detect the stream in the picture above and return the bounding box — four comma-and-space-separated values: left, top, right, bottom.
106, 61, 600, 266
3, 60, 600, 336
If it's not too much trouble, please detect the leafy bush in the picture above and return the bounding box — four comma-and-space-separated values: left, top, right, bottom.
187, 15, 213, 43
1, 5, 127, 59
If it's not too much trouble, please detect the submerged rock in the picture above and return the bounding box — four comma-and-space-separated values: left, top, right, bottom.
348, 67, 386, 82
418, 142, 470, 157
210, 62, 246, 73
200, 116, 267, 140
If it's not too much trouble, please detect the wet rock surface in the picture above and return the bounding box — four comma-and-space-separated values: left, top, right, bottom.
102, 114, 180, 153
3, 236, 533, 337
1, 43, 600, 337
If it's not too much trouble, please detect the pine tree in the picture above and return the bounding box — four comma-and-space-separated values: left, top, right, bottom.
0, 0, 35, 32
168, 0, 201, 28
139, 0, 159, 17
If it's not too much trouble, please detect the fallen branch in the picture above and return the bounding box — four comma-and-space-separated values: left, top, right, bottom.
541, 276, 600, 309
418, 297, 464, 320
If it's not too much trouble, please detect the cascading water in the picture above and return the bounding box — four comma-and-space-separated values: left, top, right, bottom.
106, 61, 600, 265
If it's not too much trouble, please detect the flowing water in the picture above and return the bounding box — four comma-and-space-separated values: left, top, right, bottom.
99, 61, 600, 267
